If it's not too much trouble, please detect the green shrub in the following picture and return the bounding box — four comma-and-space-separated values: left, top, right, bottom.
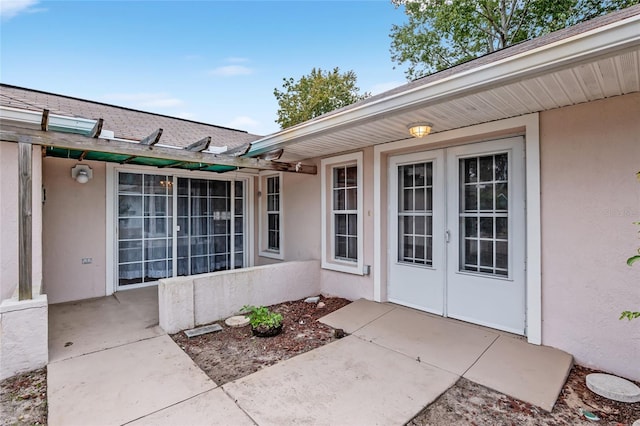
241, 305, 283, 329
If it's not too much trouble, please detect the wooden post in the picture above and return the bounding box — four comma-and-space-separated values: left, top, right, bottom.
18, 142, 32, 300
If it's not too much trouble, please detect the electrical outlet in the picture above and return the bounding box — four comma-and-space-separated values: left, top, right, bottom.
81, 258, 92, 264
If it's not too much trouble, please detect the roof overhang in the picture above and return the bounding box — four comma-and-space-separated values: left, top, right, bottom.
247, 10, 640, 162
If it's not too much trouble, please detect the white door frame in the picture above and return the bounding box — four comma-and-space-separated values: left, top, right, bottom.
373, 113, 542, 344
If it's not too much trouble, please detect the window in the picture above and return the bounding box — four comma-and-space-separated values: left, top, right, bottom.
321, 152, 364, 275
259, 172, 283, 259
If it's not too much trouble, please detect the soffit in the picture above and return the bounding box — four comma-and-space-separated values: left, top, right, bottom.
278, 47, 640, 163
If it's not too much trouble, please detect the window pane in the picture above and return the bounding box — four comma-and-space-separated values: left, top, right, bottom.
414, 188, 425, 211
465, 217, 478, 238
145, 196, 168, 217
119, 240, 142, 263
402, 165, 413, 188
479, 156, 493, 182
464, 159, 477, 183
495, 154, 508, 181
480, 240, 494, 267
145, 239, 169, 261
346, 188, 357, 211
119, 263, 142, 285
235, 181, 244, 197
463, 185, 478, 211
496, 241, 508, 270
335, 236, 347, 258
496, 183, 508, 211
334, 167, 346, 188
119, 218, 142, 240
403, 189, 413, 211
119, 173, 142, 194
347, 236, 357, 260
190, 179, 208, 196
119, 195, 142, 217
414, 163, 425, 186
346, 166, 357, 186
335, 214, 347, 234
480, 217, 493, 238
347, 213, 357, 236
211, 181, 228, 196
479, 184, 494, 211
496, 217, 508, 239
334, 189, 345, 210
145, 175, 168, 195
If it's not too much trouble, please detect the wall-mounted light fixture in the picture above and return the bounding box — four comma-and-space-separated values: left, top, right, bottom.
71, 165, 93, 184
407, 122, 433, 138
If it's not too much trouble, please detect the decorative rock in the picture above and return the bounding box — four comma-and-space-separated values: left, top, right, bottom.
586, 373, 640, 403
632, 419, 640, 426
225, 315, 250, 328
304, 296, 320, 304
184, 324, 223, 338
317, 302, 326, 309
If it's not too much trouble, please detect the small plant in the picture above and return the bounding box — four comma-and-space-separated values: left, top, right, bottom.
241, 305, 283, 334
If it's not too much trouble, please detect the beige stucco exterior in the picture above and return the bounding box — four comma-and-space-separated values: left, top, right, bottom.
42, 157, 107, 304
539, 92, 640, 381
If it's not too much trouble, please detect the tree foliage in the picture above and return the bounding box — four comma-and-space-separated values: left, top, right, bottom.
390, 0, 640, 80
274, 67, 370, 129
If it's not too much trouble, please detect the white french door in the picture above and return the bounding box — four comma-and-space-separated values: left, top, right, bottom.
388, 137, 526, 334
388, 150, 445, 314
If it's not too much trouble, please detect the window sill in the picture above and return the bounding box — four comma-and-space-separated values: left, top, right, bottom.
259, 250, 284, 260
321, 261, 364, 276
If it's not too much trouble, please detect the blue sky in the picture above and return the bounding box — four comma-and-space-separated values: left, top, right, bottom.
1, 0, 409, 135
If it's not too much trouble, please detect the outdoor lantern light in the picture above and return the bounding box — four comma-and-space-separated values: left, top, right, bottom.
407, 122, 433, 138
71, 165, 93, 184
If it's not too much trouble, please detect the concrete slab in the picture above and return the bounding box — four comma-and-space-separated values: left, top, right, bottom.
586, 373, 640, 403
47, 335, 216, 426
463, 335, 573, 411
127, 388, 254, 426
355, 307, 500, 375
223, 335, 458, 426
318, 298, 396, 334
49, 287, 163, 362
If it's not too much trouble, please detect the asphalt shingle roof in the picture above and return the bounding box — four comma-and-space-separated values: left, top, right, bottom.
0, 84, 263, 150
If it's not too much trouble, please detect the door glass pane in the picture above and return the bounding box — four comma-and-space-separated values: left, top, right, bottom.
118, 173, 172, 287
459, 153, 509, 277
398, 162, 433, 266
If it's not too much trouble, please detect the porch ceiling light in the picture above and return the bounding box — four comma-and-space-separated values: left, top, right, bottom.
71, 164, 93, 184
407, 122, 433, 138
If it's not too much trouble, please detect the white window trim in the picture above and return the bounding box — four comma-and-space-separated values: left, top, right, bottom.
373, 113, 541, 345
105, 163, 255, 295
321, 152, 364, 275
258, 171, 284, 260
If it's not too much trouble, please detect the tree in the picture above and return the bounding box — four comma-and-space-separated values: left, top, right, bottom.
274, 67, 370, 129
390, 0, 639, 80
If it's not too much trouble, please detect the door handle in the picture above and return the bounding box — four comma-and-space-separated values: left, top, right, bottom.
445, 230, 451, 243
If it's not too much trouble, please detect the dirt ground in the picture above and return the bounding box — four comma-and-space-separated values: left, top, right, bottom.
171, 295, 352, 385
2, 297, 638, 425
0, 367, 47, 426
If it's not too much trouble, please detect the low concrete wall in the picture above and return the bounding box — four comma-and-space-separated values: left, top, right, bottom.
159, 260, 321, 334
0, 295, 48, 380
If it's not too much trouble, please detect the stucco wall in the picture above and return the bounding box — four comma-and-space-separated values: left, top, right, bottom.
540, 92, 640, 381
0, 142, 43, 302
42, 157, 107, 304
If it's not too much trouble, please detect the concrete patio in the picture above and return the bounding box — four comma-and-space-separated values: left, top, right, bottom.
46, 291, 573, 425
